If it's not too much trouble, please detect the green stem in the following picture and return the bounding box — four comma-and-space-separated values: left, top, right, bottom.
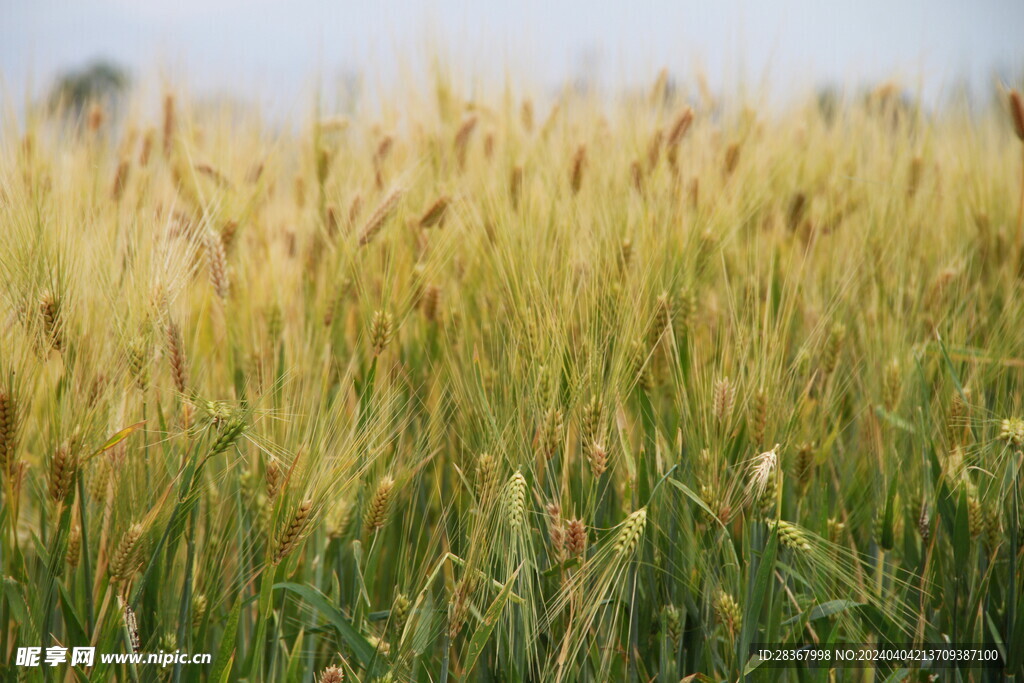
172, 507, 197, 683
77, 476, 95, 631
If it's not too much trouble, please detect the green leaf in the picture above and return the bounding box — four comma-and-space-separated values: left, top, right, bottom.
953, 489, 970, 568
463, 563, 523, 676
782, 599, 863, 626
541, 557, 580, 577
209, 596, 242, 683
741, 654, 764, 676
740, 525, 779, 673
811, 618, 841, 683
636, 390, 656, 505
275, 582, 376, 667
58, 580, 89, 647
285, 628, 305, 682
83, 421, 146, 462
881, 476, 898, 550
934, 334, 967, 402
3, 577, 36, 639
667, 478, 727, 531
216, 656, 235, 683
873, 406, 916, 433
616, 403, 637, 485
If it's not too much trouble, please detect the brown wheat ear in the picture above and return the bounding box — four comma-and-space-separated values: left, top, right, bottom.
565, 518, 586, 558
521, 99, 534, 131
138, 129, 154, 166
205, 230, 230, 299
364, 476, 395, 533
369, 310, 395, 356
48, 444, 78, 503
110, 523, 144, 582
275, 498, 313, 564
162, 93, 176, 155
646, 128, 663, 170
546, 502, 565, 560
358, 187, 404, 247
667, 107, 695, 148
630, 160, 644, 192
0, 388, 20, 474
1010, 90, 1024, 254
1010, 90, 1024, 142
348, 193, 363, 226
111, 157, 131, 201
713, 376, 734, 425
454, 115, 478, 168
588, 443, 608, 477
87, 102, 104, 133
66, 524, 81, 569
570, 144, 587, 194
165, 319, 188, 394
421, 284, 441, 322
265, 459, 282, 499
723, 142, 740, 176
419, 195, 451, 228
509, 165, 523, 209
319, 665, 345, 683
39, 290, 64, 351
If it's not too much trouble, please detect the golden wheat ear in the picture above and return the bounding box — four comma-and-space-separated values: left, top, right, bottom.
570, 144, 586, 194
364, 476, 395, 533
275, 498, 313, 564
358, 187, 404, 246
1010, 90, 1024, 142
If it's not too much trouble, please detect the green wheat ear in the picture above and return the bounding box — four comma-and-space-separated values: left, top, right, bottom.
474, 452, 499, 504
712, 589, 742, 638
614, 508, 647, 556
770, 519, 811, 552
369, 310, 395, 356
504, 470, 528, 530
390, 592, 411, 636
210, 418, 246, 456
662, 604, 682, 648
821, 322, 846, 376
1000, 417, 1024, 447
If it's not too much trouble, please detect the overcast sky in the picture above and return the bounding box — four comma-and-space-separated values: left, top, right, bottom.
2, 0, 1023, 111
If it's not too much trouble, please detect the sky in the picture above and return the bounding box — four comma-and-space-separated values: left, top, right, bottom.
2, 0, 1023, 111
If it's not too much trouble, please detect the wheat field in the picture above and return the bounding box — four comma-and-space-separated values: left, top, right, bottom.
1, 73, 1024, 681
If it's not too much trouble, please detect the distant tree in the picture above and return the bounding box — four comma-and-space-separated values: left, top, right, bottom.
815, 85, 841, 124
813, 82, 920, 128
48, 60, 129, 115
